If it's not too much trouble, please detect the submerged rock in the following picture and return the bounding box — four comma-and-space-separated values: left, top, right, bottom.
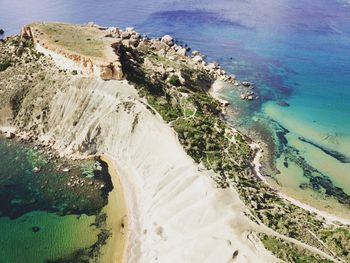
242, 81, 251, 87
277, 101, 290, 107
32, 226, 41, 233
33, 166, 42, 173
0, 29, 4, 35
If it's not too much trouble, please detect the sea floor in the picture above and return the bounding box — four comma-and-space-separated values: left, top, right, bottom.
219, 82, 350, 220
0, 138, 121, 262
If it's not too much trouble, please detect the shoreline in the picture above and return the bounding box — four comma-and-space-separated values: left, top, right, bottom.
251, 143, 350, 226
2, 22, 349, 261
211, 80, 350, 226
0, 130, 129, 262
96, 155, 128, 263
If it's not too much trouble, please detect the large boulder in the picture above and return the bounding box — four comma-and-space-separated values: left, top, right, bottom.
161, 35, 174, 46
192, 55, 203, 64
129, 38, 139, 48
176, 47, 187, 56
121, 31, 131, 39
151, 41, 169, 53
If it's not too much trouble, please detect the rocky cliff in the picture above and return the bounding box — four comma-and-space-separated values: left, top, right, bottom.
1, 23, 348, 263
0, 34, 276, 262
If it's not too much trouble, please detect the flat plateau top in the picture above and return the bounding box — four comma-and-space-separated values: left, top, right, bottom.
30, 22, 117, 61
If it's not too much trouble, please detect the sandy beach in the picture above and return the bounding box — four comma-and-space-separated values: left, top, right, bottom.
251, 142, 350, 226
3, 21, 348, 262
36, 77, 276, 262
99, 155, 128, 263
210, 79, 350, 226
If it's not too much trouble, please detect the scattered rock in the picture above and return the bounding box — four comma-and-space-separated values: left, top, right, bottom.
176, 47, 186, 56
219, 99, 230, 107
242, 81, 251, 87
121, 31, 131, 39
5, 132, 15, 139
192, 55, 203, 64
277, 101, 290, 107
161, 35, 174, 46
206, 63, 218, 71
129, 36, 140, 47
33, 166, 41, 173
192, 50, 200, 56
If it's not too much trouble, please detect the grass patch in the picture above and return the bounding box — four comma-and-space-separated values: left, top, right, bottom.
260, 234, 333, 263
38, 23, 105, 58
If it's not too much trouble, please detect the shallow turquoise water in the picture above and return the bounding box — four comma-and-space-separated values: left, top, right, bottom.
0, 138, 113, 262
0, 211, 98, 263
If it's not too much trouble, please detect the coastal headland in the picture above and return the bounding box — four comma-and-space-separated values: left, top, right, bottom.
1, 22, 350, 262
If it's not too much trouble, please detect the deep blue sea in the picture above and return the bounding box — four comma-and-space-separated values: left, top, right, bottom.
1, 0, 350, 214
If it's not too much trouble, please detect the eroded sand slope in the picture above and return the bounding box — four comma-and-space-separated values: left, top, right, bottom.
5, 76, 276, 262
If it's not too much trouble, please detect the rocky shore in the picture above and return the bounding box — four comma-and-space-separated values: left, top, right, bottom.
1, 22, 350, 262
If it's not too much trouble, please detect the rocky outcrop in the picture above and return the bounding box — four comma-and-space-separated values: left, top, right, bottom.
1, 29, 345, 263
161, 35, 174, 46
2, 73, 276, 262
100, 61, 124, 80
20, 26, 33, 40
24, 23, 125, 81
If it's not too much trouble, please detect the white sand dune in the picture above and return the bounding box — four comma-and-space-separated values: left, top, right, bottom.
24, 77, 276, 262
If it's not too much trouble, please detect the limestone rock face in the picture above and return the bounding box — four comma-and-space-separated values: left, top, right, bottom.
111, 61, 124, 80
20, 26, 33, 40
100, 65, 113, 80
100, 61, 123, 80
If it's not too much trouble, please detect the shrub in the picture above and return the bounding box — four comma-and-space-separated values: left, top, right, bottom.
168, 75, 181, 87
0, 60, 11, 71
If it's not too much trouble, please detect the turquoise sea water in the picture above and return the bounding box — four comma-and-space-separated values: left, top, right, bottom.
0, 0, 350, 213
0, 138, 113, 262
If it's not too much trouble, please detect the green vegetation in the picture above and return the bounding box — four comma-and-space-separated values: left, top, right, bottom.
260, 234, 333, 263
120, 42, 350, 262
122, 42, 258, 189
0, 60, 11, 71
38, 23, 105, 58
2, 31, 349, 262
168, 75, 181, 87
320, 227, 350, 260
